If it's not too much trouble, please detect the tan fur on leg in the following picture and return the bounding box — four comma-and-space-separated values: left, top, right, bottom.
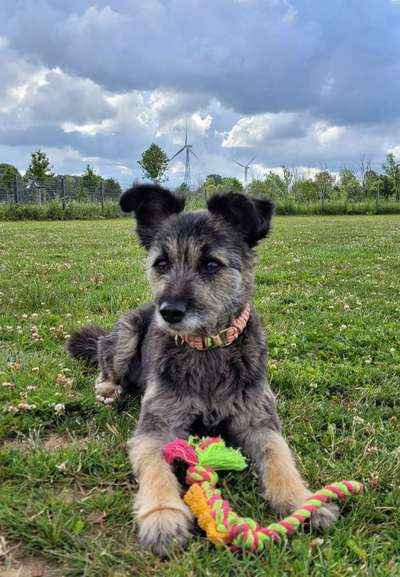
262, 431, 309, 514
127, 435, 192, 555
262, 431, 339, 527
95, 372, 118, 395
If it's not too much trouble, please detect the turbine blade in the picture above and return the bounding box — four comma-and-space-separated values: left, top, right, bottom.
248, 156, 256, 166
169, 146, 186, 161
233, 160, 245, 168
190, 149, 199, 159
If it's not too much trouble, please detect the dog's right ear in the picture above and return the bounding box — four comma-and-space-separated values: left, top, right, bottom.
119, 184, 185, 249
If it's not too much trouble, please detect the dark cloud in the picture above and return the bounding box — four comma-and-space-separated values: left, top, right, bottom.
1, 0, 399, 124
0, 1, 400, 181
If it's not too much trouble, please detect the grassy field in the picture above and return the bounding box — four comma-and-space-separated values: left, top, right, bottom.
0, 215, 399, 577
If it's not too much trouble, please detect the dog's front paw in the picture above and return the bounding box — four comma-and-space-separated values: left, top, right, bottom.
95, 375, 121, 405
275, 491, 340, 529
309, 502, 339, 529
138, 508, 192, 557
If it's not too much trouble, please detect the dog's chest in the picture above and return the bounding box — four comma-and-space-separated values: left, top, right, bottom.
158, 341, 258, 405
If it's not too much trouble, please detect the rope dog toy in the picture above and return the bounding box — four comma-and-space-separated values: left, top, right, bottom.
163, 436, 363, 552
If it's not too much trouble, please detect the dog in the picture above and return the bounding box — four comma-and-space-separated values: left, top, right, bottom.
68, 184, 338, 556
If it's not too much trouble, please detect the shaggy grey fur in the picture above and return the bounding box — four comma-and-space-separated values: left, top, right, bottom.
68, 185, 339, 556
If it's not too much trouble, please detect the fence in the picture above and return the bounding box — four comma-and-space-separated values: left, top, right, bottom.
0, 171, 121, 208
1, 169, 400, 218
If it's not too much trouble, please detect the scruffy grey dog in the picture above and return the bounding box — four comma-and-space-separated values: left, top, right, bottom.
68, 184, 338, 556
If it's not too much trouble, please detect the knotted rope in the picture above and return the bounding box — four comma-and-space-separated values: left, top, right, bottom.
163, 436, 363, 552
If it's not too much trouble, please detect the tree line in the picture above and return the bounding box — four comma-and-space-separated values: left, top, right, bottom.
1, 146, 400, 206
138, 143, 400, 203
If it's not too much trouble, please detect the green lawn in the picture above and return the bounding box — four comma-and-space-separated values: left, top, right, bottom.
0, 215, 399, 577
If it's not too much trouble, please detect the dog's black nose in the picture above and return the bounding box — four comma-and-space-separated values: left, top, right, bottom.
159, 301, 187, 324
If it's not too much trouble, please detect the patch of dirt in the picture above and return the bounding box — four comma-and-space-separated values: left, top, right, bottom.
43, 434, 68, 452
0, 536, 62, 577
1, 434, 90, 453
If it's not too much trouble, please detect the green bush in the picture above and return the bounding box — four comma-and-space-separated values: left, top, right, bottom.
1, 198, 400, 221
0, 201, 125, 221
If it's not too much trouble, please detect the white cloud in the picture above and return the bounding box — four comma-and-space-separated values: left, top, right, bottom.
386, 145, 400, 158
222, 112, 305, 147
117, 165, 134, 176
66, 5, 129, 35
0, 53, 113, 130
251, 163, 332, 181
313, 122, 346, 145
170, 160, 185, 175
191, 113, 213, 136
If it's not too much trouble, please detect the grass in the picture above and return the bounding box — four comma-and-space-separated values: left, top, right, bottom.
0, 215, 399, 577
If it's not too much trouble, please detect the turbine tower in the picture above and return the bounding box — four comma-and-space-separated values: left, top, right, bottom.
233, 156, 256, 185
169, 123, 199, 190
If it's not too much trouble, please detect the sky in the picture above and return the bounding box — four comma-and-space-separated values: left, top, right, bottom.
0, 0, 400, 187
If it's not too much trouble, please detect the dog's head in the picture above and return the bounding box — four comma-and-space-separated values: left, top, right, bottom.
120, 184, 274, 336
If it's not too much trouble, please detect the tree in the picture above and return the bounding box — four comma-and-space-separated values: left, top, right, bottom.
205, 174, 223, 186
364, 170, 381, 199
281, 166, 294, 198
104, 178, 122, 199
219, 177, 243, 193
339, 169, 361, 201
81, 164, 101, 188
0, 164, 20, 198
203, 175, 243, 196
138, 143, 168, 183
25, 150, 54, 185
292, 179, 319, 202
79, 165, 101, 201
382, 153, 400, 200
263, 172, 287, 201
314, 171, 335, 205
358, 157, 371, 198
247, 179, 269, 198
379, 174, 392, 199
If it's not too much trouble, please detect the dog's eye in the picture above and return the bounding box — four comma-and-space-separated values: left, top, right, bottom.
153, 258, 170, 274
201, 259, 222, 274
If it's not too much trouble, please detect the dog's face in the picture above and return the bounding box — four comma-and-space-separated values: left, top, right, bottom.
120, 185, 274, 335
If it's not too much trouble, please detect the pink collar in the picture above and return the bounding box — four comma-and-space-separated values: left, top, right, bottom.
175, 304, 251, 351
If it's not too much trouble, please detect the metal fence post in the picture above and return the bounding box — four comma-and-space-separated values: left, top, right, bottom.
61, 176, 66, 210
14, 173, 18, 204
100, 180, 104, 213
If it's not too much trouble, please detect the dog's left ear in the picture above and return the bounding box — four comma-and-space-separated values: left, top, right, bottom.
207, 192, 274, 247
120, 184, 185, 248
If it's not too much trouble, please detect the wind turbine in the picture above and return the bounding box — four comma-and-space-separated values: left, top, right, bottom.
233, 156, 256, 185
169, 123, 199, 190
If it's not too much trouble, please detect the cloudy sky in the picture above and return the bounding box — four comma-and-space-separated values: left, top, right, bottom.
1, 0, 400, 187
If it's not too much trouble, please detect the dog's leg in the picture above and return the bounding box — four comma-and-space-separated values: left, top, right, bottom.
230, 401, 339, 528
127, 392, 194, 556
128, 435, 192, 554
96, 307, 154, 401
127, 433, 192, 556
257, 430, 339, 527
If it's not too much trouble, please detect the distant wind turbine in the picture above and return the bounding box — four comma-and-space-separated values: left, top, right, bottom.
233, 156, 256, 185
169, 123, 199, 190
